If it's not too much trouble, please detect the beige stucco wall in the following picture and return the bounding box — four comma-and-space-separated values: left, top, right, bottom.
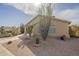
25, 16, 40, 33
25, 16, 70, 38
48, 18, 70, 38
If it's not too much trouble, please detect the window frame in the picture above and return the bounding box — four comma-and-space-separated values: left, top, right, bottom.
49, 24, 56, 33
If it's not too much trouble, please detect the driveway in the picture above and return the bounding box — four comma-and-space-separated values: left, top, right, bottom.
0, 44, 13, 56
0, 35, 20, 56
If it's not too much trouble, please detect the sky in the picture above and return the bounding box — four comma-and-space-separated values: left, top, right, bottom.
54, 3, 79, 26
0, 3, 79, 26
0, 3, 32, 26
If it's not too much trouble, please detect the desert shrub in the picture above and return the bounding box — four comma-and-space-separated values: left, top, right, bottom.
60, 35, 66, 41
0, 26, 20, 37
26, 25, 33, 37
35, 37, 40, 44
11, 26, 20, 36
0, 26, 12, 38
33, 36, 41, 47
8, 33, 13, 36
0, 26, 5, 34
69, 26, 78, 37
20, 24, 25, 34
7, 41, 12, 45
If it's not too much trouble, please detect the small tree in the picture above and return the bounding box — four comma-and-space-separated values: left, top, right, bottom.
26, 25, 33, 37
38, 3, 53, 40
20, 24, 25, 34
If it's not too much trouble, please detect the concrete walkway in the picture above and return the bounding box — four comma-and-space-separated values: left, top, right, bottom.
0, 35, 21, 56
0, 34, 27, 56
0, 44, 13, 56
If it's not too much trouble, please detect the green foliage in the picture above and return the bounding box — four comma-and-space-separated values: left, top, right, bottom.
0, 26, 5, 34
69, 26, 78, 37
0, 26, 20, 38
26, 25, 33, 37
38, 4, 52, 40
39, 17, 51, 40
11, 26, 20, 36
0, 26, 12, 37
20, 24, 25, 34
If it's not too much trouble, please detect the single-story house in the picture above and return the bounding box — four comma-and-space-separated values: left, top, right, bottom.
25, 15, 71, 38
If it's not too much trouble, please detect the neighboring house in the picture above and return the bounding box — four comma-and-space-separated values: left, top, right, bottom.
25, 15, 71, 38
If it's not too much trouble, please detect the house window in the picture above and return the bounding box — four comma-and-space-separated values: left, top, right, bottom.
49, 24, 56, 33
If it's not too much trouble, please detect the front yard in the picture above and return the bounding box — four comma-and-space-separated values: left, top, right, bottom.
1, 35, 79, 56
